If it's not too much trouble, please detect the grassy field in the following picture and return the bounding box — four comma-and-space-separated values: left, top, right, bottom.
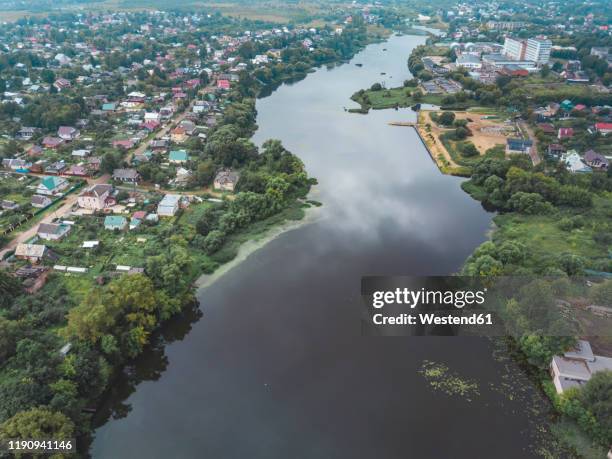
351, 87, 445, 111
1, 0, 329, 24
491, 193, 612, 272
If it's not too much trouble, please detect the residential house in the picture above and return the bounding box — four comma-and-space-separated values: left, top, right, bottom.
72, 149, 91, 158
213, 169, 240, 191
112, 139, 135, 150
1, 200, 19, 210
15, 243, 47, 263
112, 168, 140, 183
179, 119, 197, 136
506, 138, 533, 155
169, 150, 188, 164
150, 139, 169, 152
170, 126, 187, 143
129, 218, 142, 230
87, 157, 102, 172
78, 184, 115, 210
175, 167, 192, 185
560, 99, 574, 112
31, 195, 52, 208
45, 161, 67, 175
132, 211, 147, 220
562, 150, 592, 173
42, 136, 64, 149
142, 120, 160, 131
594, 122, 612, 135
26, 145, 44, 157
104, 215, 128, 231
37, 222, 71, 241
16, 127, 38, 140
133, 150, 153, 164
2, 158, 30, 171
36, 176, 68, 196
157, 194, 181, 217
547, 144, 566, 159
583, 150, 609, 170
558, 127, 574, 139
57, 126, 80, 141
550, 340, 612, 394
537, 123, 555, 135
53, 78, 71, 91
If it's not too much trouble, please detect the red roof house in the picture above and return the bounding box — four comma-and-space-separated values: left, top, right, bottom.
595, 122, 612, 135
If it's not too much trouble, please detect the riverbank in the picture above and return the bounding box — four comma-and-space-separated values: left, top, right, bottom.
195, 202, 321, 290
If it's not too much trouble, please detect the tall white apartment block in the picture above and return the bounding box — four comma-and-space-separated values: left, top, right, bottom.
503, 37, 527, 60
525, 37, 552, 65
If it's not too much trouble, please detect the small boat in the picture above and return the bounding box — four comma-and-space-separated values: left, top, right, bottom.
380, 72, 386, 75
355, 63, 363, 67
382, 48, 387, 51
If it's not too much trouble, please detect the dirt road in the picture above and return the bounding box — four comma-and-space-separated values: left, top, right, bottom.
0, 174, 110, 259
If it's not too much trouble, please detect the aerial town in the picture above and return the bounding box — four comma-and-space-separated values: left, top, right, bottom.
0, 0, 610, 458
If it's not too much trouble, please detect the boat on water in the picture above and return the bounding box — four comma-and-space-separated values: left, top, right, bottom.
381, 72, 386, 75
355, 63, 363, 67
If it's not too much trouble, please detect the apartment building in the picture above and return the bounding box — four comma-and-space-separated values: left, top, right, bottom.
525, 37, 552, 65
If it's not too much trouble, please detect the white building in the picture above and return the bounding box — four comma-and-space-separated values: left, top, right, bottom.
525, 37, 552, 65
456, 54, 482, 69
550, 340, 612, 394
77, 184, 114, 210
157, 194, 181, 217
503, 37, 526, 60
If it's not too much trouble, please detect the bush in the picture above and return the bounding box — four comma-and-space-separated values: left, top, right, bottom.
459, 142, 479, 158
508, 192, 553, 215
454, 126, 468, 140
370, 83, 382, 91
438, 111, 456, 126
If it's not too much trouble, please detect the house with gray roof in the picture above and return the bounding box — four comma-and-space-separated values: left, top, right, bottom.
213, 169, 240, 192
550, 340, 612, 394
37, 222, 71, 240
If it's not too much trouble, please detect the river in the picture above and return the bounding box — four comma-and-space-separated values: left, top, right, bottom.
92, 34, 550, 458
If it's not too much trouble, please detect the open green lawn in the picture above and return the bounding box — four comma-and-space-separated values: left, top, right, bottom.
549, 418, 608, 459
491, 193, 612, 272
351, 86, 444, 111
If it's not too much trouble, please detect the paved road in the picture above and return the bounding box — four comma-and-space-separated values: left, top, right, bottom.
0, 174, 110, 259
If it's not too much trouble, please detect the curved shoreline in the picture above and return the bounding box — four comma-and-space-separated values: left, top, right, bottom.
195, 202, 322, 290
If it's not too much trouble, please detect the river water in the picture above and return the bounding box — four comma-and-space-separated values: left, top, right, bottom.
92, 34, 549, 458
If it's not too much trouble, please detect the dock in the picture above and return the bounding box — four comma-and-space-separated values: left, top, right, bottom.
388, 121, 417, 127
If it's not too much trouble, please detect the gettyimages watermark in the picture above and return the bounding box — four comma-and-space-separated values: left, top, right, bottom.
361, 276, 612, 337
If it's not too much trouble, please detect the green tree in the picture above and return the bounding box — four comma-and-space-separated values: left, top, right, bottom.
580, 370, 612, 441
0, 408, 74, 440
589, 280, 612, 305
438, 111, 455, 126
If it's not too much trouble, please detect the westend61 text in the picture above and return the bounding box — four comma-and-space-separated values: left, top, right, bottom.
372, 313, 494, 326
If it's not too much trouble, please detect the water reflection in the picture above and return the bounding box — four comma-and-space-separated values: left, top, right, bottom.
91, 35, 548, 459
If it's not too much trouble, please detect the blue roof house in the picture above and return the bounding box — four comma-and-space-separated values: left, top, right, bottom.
104, 215, 127, 231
